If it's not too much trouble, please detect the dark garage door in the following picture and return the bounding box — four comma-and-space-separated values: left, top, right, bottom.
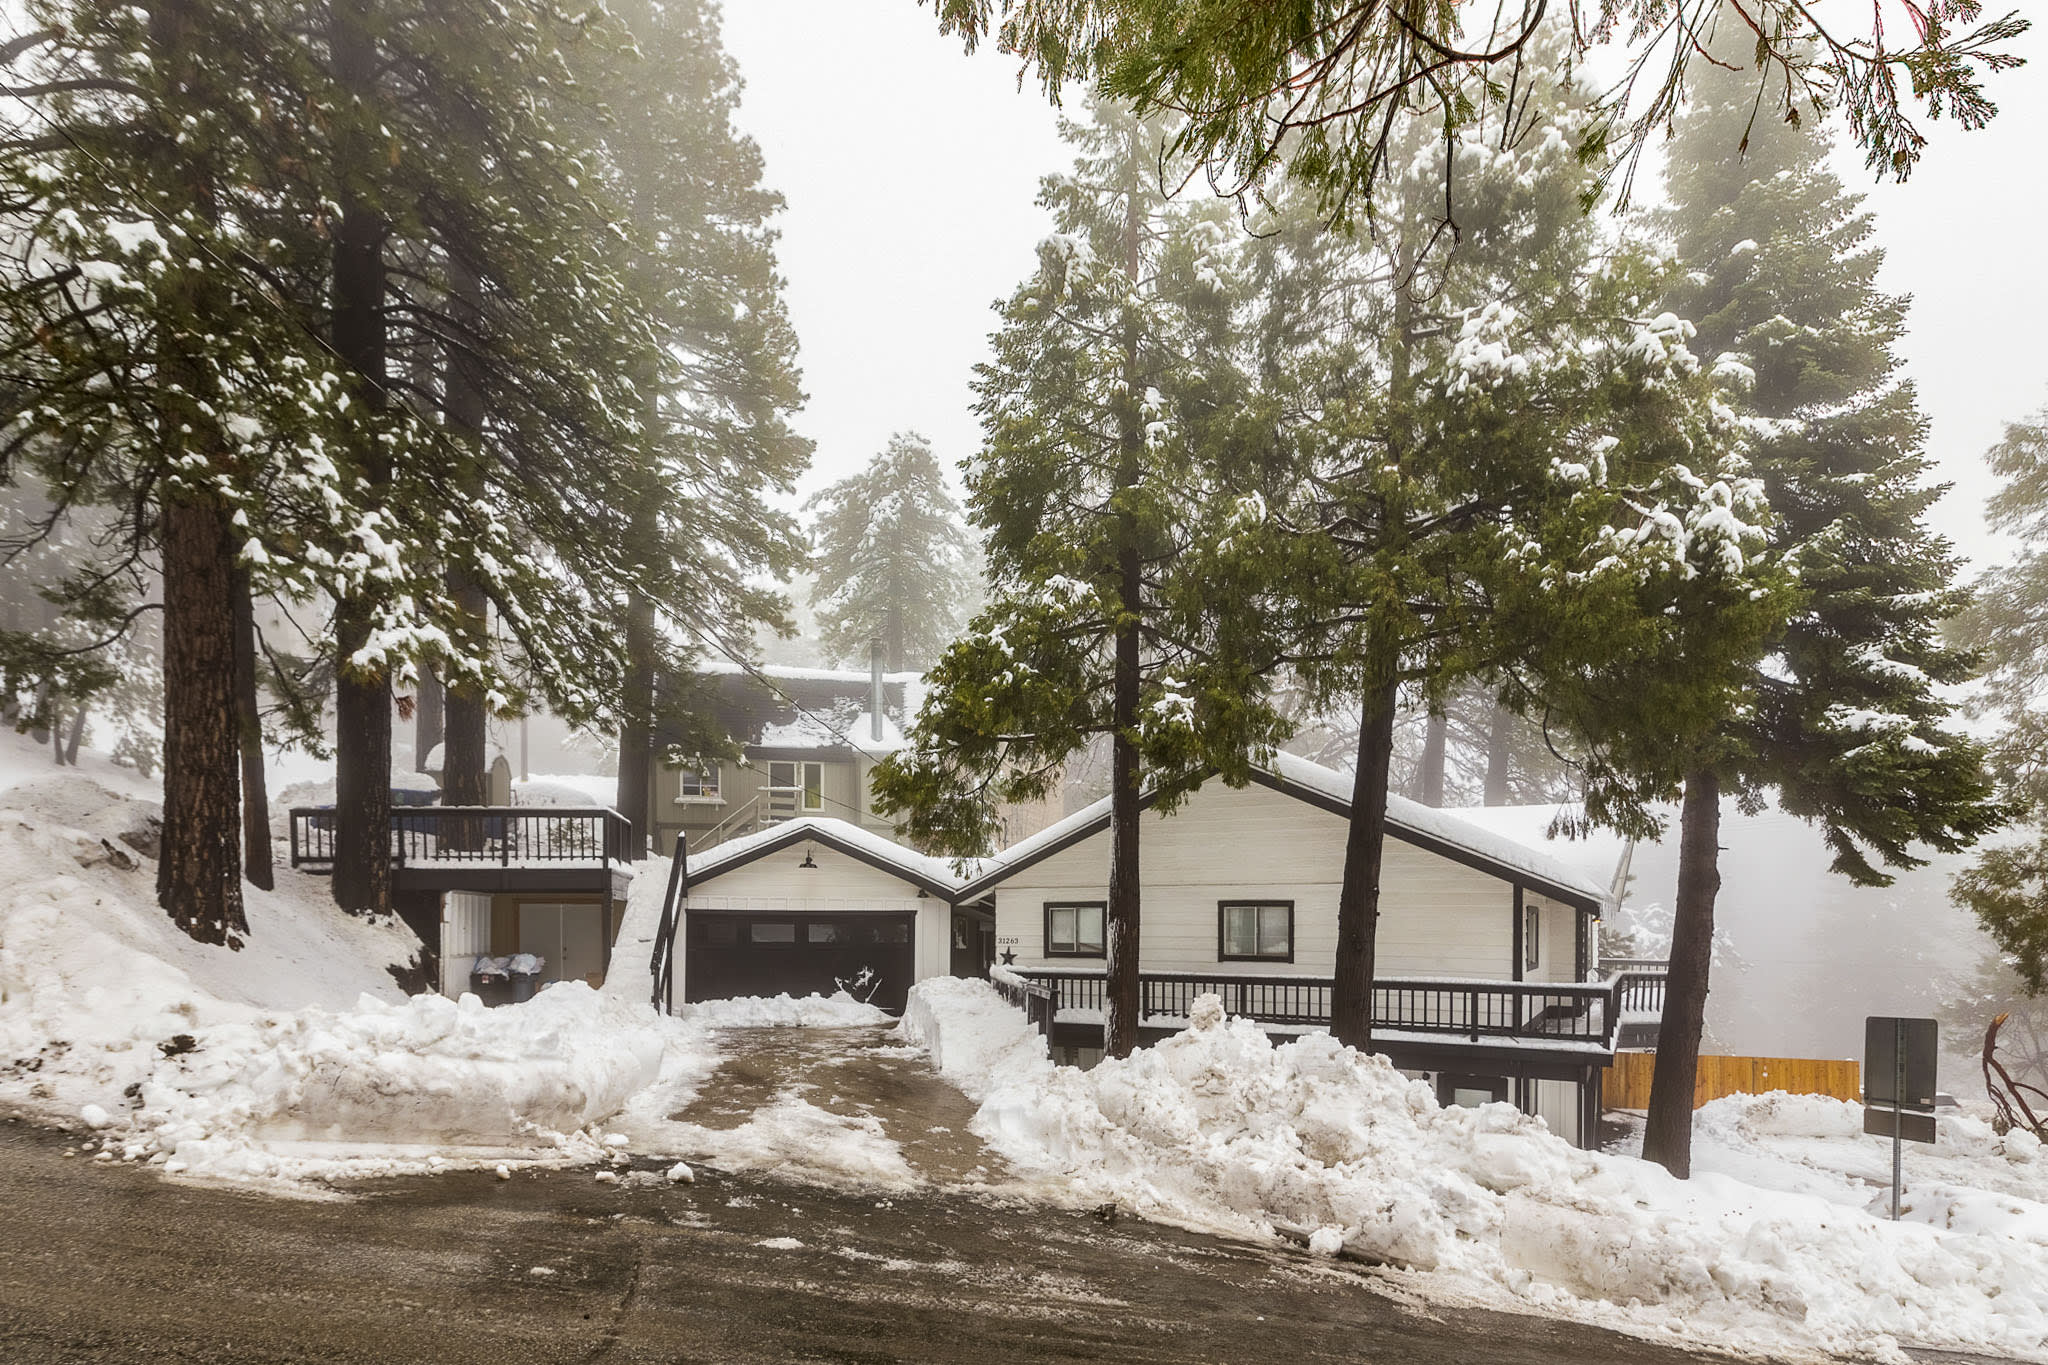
684, 911, 917, 1013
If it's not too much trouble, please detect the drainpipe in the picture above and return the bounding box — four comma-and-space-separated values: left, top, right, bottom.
869, 636, 885, 744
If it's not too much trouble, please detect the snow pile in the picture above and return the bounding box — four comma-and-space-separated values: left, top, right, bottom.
686, 991, 891, 1029
0, 772, 419, 1122
904, 979, 2048, 1360
1681, 1092, 2048, 1247
118, 983, 698, 1182
0, 740, 723, 1187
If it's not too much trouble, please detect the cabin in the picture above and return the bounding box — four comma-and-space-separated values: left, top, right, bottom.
642, 655, 920, 857
670, 817, 993, 1015
288, 803, 636, 999
956, 753, 1620, 1145
639, 652, 1062, 860
650, 750, 1658, 1148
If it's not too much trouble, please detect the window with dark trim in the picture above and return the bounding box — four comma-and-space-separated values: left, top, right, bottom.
1218, 901, 1293, 962
1044, 902, 1105, 958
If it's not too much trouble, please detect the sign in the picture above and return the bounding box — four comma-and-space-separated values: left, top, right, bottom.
1864, 1016, 1939, 1220
1861, 1107, 1937, 1144
1864, 1016, 1938, 1112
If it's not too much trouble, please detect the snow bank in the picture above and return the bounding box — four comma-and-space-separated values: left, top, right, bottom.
904, 979, 2048, 1361
121, 984, 696, 1182
0, 765, 419, 1124
685, 991, 891, 1029
1681, 1092, 2048, 1249
0, 742, 723, 1188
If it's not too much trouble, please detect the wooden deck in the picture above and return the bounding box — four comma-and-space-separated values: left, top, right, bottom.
288, 806, 634, 898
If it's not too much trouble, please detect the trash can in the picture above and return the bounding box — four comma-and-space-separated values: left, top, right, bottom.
469, 956, 513, 1007
507, 953, 544, 1004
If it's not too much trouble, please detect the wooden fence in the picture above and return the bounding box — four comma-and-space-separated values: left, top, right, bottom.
1603, 1052, 1860, 1109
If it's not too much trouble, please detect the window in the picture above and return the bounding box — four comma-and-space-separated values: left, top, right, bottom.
1044, 902, 1105, 958
678, 764, 721, 800
1524, 902, 1540, 972
768, 760, 826, 812
1218, 901, 1293, 962
1436, 1073, 1509, 1109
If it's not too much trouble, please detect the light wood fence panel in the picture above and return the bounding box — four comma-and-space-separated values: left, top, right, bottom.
1603, 1053, 1860, 1109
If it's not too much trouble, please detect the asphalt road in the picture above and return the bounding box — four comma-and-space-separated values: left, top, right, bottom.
0, 1114, 1790, 1365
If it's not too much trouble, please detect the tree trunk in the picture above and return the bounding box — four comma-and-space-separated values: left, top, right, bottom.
150, 0, 245, 945
1642, 766, 1722, 1177
1330, 660, 1400, 1050
328, 0, 393, 918
415, 666, 443, 775
613, 585, 655, 862
233, 566, 273, 890
1101, 140, 1146, 1061
158, 492, 248, 945
1103, 547, 1143, 1059
1419, 707, 1447, 806
439, 246, 488, 824
885, 604, 905, 674
1484, 706, 1511, 806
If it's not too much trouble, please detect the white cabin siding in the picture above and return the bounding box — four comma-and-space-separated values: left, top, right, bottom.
993, 781, 1536, 980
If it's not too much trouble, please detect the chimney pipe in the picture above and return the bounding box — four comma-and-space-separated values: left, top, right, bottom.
869, 636, 885, 743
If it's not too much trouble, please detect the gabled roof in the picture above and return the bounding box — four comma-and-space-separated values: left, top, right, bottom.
682, 816, 974, 902
956, 752, 1609, 911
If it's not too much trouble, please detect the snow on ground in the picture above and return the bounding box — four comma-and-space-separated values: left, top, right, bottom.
683, 992, 892, 1029
0, 733, 718, 1189
1611, 1093, 2048, 1247
902, 975, 2048, 1362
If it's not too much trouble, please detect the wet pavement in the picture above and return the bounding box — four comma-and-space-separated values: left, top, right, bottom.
0, 1112, 1787, 1365
672, 1024, 1004, 1186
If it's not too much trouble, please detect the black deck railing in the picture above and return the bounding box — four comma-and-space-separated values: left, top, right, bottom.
1608, 962, 1669, 1017
991, 968, 1058, 1036
288, 806, 631, 871
1010, 967, 1647, 1050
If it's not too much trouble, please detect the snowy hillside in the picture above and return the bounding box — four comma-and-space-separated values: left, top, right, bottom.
0, 730, 711, 1187
0, 730, 420, 1120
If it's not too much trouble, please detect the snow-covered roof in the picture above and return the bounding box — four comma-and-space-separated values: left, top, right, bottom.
959, 753, 1610, 909
1439, 802, 1632, 904
693, 659, 923, 686
752, 707, 909, 757
684, 816, 977, 900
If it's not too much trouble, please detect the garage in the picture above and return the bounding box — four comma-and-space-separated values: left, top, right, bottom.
684, 910, 918, 1012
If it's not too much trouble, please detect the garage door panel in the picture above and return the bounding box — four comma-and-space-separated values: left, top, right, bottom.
684, 912, 915, 1013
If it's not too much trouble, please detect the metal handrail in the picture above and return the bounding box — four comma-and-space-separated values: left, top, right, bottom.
649, 833, 687, 1014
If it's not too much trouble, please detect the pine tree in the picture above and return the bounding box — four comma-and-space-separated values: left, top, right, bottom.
1250, 50, 1792, 1051
927, 1, 2028, 217
578, 0, 811, 860
873, 101, 1292, 1058
0, 0, 383, 943
807, 433, 976, 671
1953, 402, 2048, 995
1630, 63, 2007, 1177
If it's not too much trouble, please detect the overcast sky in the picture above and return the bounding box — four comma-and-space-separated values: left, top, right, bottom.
721, 1, 2048, 566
